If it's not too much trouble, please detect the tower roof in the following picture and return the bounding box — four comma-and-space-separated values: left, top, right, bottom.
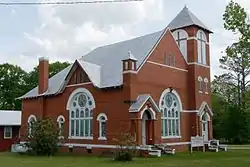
122, 51, 138, 61
167, 6, 212, 33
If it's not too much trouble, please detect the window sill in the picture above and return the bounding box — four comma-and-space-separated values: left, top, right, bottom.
205, 92, 208, 94
4, 136, 12, 139
198, 91, 203, 94
162, 136, 182, 139
98, 137, 107, 140
68, 136, 93, 140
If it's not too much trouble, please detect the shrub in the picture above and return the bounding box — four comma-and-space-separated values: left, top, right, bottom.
25, 118, 61, 156
112, 133, 137, 161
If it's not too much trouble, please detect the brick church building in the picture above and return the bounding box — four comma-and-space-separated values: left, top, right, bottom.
18, 6, 213, 153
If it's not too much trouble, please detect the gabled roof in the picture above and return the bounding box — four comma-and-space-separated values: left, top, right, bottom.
79, 29, 165, 88
168, 6, 212, 33
0, 110, 22, 126
17, 64, 73, 99
129, 94, 160, 112
18, 6, 212, 100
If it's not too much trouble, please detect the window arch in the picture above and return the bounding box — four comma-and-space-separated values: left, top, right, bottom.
27, 115, 37, 137
197, 30, 207, 65
198, 76, 203, 92
204, 78, 209, 93
57, 115, 65, 138
97, 113, 107, 140
172, 29, 188, 61
67, 88, 95, 139
159, 89, 181, 138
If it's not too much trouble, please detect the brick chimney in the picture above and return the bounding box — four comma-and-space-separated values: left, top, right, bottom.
38, 57, 49, 94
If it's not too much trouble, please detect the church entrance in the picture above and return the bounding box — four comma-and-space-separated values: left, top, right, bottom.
141, 110, 153, 145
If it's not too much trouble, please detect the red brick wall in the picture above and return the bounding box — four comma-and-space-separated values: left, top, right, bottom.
20, 25, 212, 153
0, 126, 20, 151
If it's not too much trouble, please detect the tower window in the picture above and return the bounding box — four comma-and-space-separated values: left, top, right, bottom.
197, 30, 207, 65
172, 30, 188, 61
198, 76, 203, 92
125, 62, 129, 70
204, 78, 209, 94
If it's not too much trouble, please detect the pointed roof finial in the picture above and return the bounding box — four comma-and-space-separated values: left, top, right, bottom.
127, 51, 137, 61
184, 4, 187, 8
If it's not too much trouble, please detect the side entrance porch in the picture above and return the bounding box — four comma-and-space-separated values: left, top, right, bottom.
128, 94, 161, 146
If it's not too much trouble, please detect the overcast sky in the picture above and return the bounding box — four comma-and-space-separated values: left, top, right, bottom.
0, 0, 249, 79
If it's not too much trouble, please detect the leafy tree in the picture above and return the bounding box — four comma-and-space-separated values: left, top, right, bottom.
26, 118, 60, 156
225, 105, 249, 144
0, 63, 27, 110
220, 0, 250, 110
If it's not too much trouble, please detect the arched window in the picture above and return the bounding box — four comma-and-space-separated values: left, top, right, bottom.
159, 89, 181, 138
67, 88, 95, 139
27, 115, 37, 137
97, 113, 107, 140
204, 78, 209, 93
197, 30, 207, 65
57, 115, 65, 138
172, 29, 188, 61
198, 76, 203, 92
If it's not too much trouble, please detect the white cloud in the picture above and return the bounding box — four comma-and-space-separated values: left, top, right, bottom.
19, 0, 164, 70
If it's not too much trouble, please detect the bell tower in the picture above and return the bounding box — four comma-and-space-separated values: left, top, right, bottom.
168, 6, 213, 137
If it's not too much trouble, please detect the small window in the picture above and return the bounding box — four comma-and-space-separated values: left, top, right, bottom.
125, 62, 129, 70
57, 115, 65, 138
171, 55, 176, 66
4, 126, 12, 139
131, 62, 135, 70
97, 113, 107, 140
198, 76, 203, 92
204, 78, 209, 93
27, 115, 37, 137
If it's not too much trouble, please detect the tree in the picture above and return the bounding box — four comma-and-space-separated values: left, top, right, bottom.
220, 0, 250, 110
0, 63, 27, 110
26, 61, 70, 90
26, 118, 60, 156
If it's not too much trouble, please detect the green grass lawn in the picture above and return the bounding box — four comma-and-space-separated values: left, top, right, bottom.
1, 150, 250, 167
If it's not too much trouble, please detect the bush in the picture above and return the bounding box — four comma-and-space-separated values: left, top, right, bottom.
112, 133, 137, 161
113, 151, 133, 161
25, 118, 61, 156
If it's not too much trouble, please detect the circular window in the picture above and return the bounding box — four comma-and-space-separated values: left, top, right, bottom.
78, 94, 87, 107
165, 94, 173, 107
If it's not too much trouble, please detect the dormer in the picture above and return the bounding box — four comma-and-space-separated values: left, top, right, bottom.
122, 51, 137, 73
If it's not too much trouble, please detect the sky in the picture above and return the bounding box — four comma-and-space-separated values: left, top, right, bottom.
0, 0, 249, 80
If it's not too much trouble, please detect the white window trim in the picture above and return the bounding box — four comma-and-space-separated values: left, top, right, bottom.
172, 29, 188, 61
204, 78, 209, 94
97, 113, 107, 140
67, 88, 95, 140
4, 126, 12, 139
125, 61, 129, 70
57, 115, 65, 139
159, 88, 182, 138
197, 30, 207, 65
198, 76, 203, 93
27, 115, 37, 137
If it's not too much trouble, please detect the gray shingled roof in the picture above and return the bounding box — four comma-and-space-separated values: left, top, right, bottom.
18, 6, 211, 99
18, 30, 165, 99
80, 29, 164, 88
167, 6, 212, 33
129, 94, 160, 112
